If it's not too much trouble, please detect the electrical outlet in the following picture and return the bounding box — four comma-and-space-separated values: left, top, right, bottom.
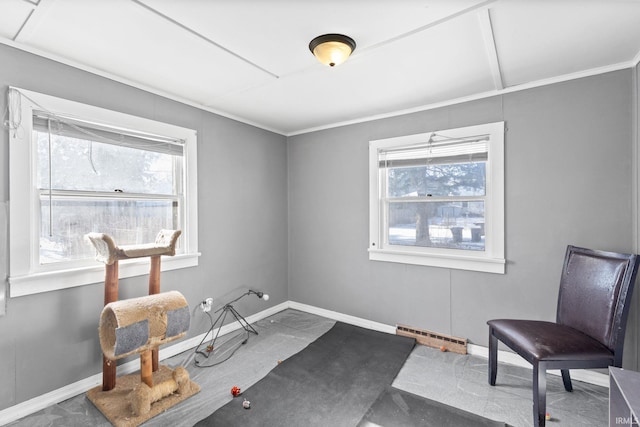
200, 297, 213, 313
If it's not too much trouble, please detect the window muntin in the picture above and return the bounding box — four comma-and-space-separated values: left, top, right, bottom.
369, 122, 504, 273
8, 87, 199, 296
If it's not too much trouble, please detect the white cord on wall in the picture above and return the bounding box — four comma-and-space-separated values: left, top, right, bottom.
0, 201, 7, 317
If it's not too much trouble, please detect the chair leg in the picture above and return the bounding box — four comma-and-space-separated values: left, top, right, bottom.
488, 328, 498, 386
561, 369, 573, 392
533, 362, 547, 427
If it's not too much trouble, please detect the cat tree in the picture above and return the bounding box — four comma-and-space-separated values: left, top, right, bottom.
85, 230, 200, 427
86, 229, 182, 391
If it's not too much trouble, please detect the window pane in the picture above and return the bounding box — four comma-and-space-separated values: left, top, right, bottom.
35, 131, 177, 195
387, 162, 486, 197
40, 197, 178, 264
388, 201, 485, 251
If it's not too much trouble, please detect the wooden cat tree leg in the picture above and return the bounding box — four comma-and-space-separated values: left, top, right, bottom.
103, 261, 119, 391
148, 255, 161, 372
140, 349, 154, 388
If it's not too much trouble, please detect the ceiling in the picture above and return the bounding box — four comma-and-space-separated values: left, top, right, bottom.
2, 0, 640, 136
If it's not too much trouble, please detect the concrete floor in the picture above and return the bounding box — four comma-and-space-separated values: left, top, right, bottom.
6, 309, 608, 427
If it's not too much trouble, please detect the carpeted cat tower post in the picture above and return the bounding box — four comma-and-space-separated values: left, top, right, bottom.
87, 291, 200, 426
85, 231, 200, 427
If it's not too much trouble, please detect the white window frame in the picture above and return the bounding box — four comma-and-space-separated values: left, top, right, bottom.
369, 122, 505, 274
8, 87, 199, 296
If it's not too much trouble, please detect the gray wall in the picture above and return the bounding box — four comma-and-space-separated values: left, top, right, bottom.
0, 44, 288, 410
288, 70, 636, 362
1, 40, 638, 413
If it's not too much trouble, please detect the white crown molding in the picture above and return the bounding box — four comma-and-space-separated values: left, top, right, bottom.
1, 36, 636, 139
288, 60, 636, 136
632, 49, 640, 68
0, 37, 285, 136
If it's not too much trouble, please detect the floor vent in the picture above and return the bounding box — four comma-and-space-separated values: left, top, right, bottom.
396, 324, 468, 355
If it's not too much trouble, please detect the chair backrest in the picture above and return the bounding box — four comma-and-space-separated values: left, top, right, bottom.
557, 245, 639, 360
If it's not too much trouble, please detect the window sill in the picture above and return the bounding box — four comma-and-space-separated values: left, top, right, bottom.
8, 253, 200, 297
368, 248, 505, 274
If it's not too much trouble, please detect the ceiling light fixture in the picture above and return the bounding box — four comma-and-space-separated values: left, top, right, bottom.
309, 34, 356, 67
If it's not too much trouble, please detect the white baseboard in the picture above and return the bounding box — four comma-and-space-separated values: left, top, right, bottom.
163, 301, 289, 362
289, 302, 609, 388
0, 300, 609, 425
0, 301, 289, 426
288, 301, 397, 334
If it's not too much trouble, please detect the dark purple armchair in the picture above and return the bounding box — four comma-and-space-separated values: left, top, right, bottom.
487, 245, 639, 427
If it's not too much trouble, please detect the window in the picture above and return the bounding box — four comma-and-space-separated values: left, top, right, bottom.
369, 122, 505, 273
8, 88, 199, 296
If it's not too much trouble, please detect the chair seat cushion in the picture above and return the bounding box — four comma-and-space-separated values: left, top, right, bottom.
488, 319, 613, 362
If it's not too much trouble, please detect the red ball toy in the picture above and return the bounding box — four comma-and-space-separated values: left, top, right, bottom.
231, 386, 241, 397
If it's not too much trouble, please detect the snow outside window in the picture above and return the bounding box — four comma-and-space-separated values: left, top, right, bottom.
369, 122, 505, 273
8, 88, 199, 296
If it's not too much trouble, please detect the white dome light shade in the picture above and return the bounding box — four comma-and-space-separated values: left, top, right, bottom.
309, 34, 356, 67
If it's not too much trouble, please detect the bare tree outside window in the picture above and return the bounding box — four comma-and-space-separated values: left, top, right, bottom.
369, 122, 504, 273
386, 162, 486, 251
